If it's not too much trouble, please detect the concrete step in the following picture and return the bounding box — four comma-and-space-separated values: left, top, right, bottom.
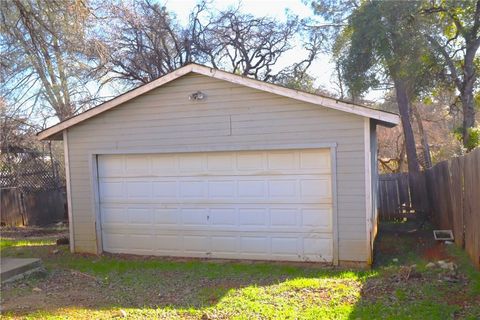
1, 258, 43, 283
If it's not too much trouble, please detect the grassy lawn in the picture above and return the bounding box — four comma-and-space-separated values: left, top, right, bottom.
1, 223, 479, 319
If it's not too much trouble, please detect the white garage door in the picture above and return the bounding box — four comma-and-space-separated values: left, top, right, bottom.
98, 149, 333, 262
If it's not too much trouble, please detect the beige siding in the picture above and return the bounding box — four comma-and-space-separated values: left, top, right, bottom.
66, 73, 368, 262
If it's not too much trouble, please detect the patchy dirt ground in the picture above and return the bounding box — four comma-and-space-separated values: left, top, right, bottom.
1, 269, 107, 313
1, 221, 479, 319
0, 225, 68, 240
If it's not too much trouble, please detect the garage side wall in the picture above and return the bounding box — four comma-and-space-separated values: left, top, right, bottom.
66, 73, 368, 262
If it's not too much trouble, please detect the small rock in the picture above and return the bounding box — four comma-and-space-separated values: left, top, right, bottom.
118, 309, 127, 318
440, 262, 456, 271
32, 287, 42, 292
392, 258, 399, 263
443, 276, 459, 283
52, 249, 59, 254
444, 241, 454, 245
56, 237, 69, 245
425, 262, 436, 268
437, 260, 446, 265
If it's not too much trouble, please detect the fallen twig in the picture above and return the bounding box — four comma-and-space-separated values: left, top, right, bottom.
69, 269, 97, 281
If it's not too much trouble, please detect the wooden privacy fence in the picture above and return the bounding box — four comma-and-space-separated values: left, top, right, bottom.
378, 173, 411, 220
378, 148, 480, 269
425, 148, 480, 269
378, 173, 428, 221
0, 187, 66, 226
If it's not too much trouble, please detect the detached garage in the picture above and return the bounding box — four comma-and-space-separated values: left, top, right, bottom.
38, 64, 399, 266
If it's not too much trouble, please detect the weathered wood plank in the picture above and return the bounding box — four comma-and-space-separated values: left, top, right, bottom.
463, 148, 480, 269
0, 188, 66, 226
449, 157, 464, 247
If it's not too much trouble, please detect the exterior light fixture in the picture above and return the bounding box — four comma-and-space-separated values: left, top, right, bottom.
189, 91, 206, 101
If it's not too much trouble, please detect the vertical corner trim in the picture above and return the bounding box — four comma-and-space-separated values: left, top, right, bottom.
364, 118, 373, 265
330, 146, 339, 266
90, 154, 103, 254
63, 129, 75, 252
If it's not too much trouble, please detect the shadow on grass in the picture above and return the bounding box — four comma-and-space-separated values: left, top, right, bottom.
1, 242, 366, 319
1, 224, 479, 319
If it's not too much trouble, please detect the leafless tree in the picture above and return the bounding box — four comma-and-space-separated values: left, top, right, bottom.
0, 0, 105, 122
99, 0, 208, 84
101, 1, 321, 87
199, 8, 307, 82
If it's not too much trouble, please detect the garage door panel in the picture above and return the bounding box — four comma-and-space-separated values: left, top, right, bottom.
181, 208, 208, 226
304, 238, 332, 257
179, 154, 205, 172
267, 151, 297, 170
210, 208, 236, 226
101, 199, 332, 206
156, 235, 182, 252
237, 152, 264, 170
102, 221, 331, 235
99, 151, 330, 178
269, 209, 297, 226
207, 153, 235, 171
101, 204, 332, 232
302, 209, 332, 228
152, 156, 177, 174
153, 181, 177, 197
100, 176, 332, 202
208, 181, 236, 197
125, 155, 150, 175
127, 208, 153, 224
154, 209, 180, 224
101, 207, 126, 223
300, 150, 330, 170
240, 237, 269, 253
102, 230, 333, 261
100, 181, 124, 199
179, 181, 205, 197
127, 182, 152, 198
99, 149, 333, 262
268, 180, 297, 197
98, 155, 124, 177
300, 179, 331, 197
184, 236, 210, 253
271, 237, 299, 255
238, 209, 267, 226
102, 233, 131, 251
238, 180, 265, 197
211, 236, 237, 253
129, 235, 155, 250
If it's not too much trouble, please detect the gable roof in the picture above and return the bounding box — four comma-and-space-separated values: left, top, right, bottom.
37, 63, 399, 140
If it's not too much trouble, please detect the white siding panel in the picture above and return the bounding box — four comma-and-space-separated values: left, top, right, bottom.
67, 73, 368, 262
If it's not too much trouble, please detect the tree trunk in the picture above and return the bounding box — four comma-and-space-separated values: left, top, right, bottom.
411, 103, 432, 169
398, 139, 406, 173
460, 67, 477, 150
393, 79, 420, 175
394, 79, 426, 212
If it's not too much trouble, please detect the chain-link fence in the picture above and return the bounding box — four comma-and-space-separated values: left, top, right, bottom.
1, 150, 66, 226
1, 150, 65, 191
